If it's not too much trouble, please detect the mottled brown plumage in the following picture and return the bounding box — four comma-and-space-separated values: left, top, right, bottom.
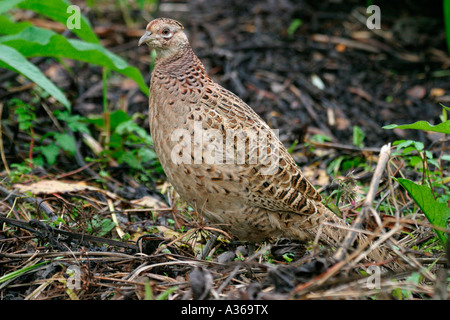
139, 18, 396, 266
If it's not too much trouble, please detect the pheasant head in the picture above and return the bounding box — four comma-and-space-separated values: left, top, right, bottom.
138, 18, 188, 62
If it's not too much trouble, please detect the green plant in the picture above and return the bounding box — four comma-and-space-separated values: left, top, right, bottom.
9, 162, 33, 182
287, 18, 302, 37
384, 104, 450, 245
9, 99, 87, 167
8, 96, 160, 178
326, 155, 365, 176
282, 252, 294, 263
86, 110, 159, 171
352, 125, 366, 148
444, 0, 450, 54
87, 215, 116, 237
396, 178, 449, 245
0, 0, 149, 110
329, 171, 358, 207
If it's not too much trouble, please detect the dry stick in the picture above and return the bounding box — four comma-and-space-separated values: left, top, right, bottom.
333, 143, 391, 262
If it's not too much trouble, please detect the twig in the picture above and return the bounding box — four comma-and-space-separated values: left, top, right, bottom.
308, 141, 381, 153
0, 215, 139, 251
0, 185, 56, 219
333, 143, 391, 262
311, 34, 380, 53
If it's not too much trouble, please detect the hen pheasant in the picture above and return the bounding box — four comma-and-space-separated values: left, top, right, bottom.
139, 18, 393, 264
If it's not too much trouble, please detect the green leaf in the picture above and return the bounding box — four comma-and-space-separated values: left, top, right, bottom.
0, 15, 32, 34
39, 143, 60, 164
16, 0, 99, 43
155, 286, 178, 300
383, 121, 450, 135
287, 18, 303, 36
138, 148, 157, 162
427, 158, 440, 168
0, 0, 25, 14
0, 26, 149, 95
54, 110, 90, 134
444, 0, 450, 54
396, 178, 449, 245
109, 110, 131, 131
115, 119, 150, 138
409, 156, 422, 167
0, 44, 70, 108
393, 140, 412, 149
88, 217, 116, 237
0, 259, 51, 284
402, 272, 422, 299
13, 101, 36, 130
352, 125, 365, 148
117, 151, 143, 170
54, 132, 76, 154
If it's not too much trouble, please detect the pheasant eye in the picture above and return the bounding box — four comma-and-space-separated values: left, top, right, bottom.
161, 28, 172, 37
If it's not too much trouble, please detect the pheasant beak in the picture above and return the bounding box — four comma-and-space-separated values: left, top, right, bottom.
138, 31, 154, 46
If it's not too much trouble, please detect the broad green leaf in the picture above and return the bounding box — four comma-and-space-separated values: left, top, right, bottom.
383, 120, 450, 135
0, 44, 70, 108
397, 178, 449, 244
0, 0, 25, 14
109, 110, 131, 130
16, 0, 99, 43
445, 0, 450, 54
0, 16, 32, 34
0, 26, 149, 95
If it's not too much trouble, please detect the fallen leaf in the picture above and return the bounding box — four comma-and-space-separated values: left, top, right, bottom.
156, 226, 181, 239
302, 167, 330, 186
348, 86, 372, 102
430, 88, 445, 98
131, 195, 168, 209
14, 180, 117, 198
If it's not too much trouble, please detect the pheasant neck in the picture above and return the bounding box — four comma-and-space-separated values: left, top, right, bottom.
155, 45, 203, 75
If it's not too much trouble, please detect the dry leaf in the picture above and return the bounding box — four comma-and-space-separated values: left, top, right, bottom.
430, 88, 445, 98
131, 195, 168, 209
14, 180, 117, 198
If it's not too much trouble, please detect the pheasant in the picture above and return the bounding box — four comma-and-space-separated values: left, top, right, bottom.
138, 18, 396, 266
